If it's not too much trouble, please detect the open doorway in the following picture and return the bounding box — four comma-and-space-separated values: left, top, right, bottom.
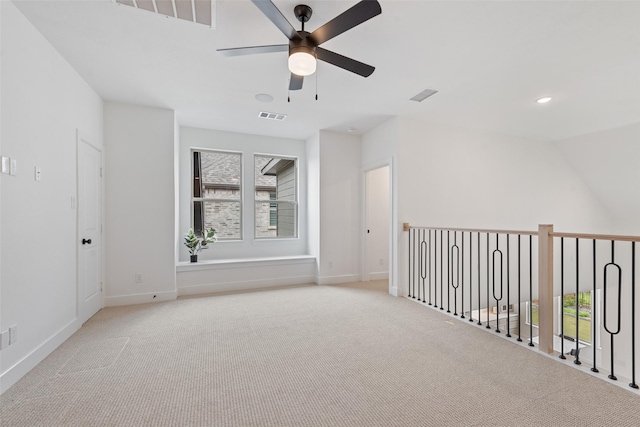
364, 165, 390, 282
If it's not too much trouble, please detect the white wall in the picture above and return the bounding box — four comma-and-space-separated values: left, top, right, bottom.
179, 126, 308, 261
555, 122, 640, 235
317, 131, 362, 284
104, 102, 176, 306
0, 0, 4, 392
0, 1, 103, 393
306, 132, 320, 275
394, 116, 613, 296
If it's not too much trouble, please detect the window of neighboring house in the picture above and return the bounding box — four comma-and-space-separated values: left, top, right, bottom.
255, 155, 297, 238
192, 149, 242, 240
269, 192, 277, 227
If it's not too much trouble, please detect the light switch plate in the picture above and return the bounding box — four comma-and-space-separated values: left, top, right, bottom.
1, 156, 9, 174
10, 159, 17, 176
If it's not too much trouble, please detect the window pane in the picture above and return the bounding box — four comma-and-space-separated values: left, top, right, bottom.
200, 200, 241, 240
255, 201, 296, 238
255, 155, 297, 238
561, 292, 592, 344
200, 151, 241, 200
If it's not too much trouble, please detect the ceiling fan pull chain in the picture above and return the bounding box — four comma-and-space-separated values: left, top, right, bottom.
315, 70, 318, 101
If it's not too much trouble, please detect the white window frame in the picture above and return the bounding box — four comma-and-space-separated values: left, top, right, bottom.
191, 148, 243, 241
254, 153, 298, 240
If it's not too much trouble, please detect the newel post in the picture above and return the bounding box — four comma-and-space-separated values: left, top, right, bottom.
538, 224, 554, 354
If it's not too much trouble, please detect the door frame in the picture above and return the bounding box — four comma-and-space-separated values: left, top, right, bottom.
362, 158, 395, 294
76, 129, 105, 325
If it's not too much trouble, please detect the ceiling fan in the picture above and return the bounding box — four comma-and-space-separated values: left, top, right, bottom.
218, 0, 382, 91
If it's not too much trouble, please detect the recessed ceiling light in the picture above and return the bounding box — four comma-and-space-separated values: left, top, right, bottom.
537, 97, 552, 104
347, 127, 356, 133
255, 93, 274, 103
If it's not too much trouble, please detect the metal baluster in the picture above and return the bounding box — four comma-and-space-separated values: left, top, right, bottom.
486, 233, 491, 329
603, 240, 622, 381
440, 230, 444, 310
493, 234, 503, 333
451, 232, 460, 316
420, 231, 427, 303
529, 235, 534, 347
461, 232, 466, 319
428, 230, 433, 306
517, 235, 522, 342
447, 230, 451, 313
560, 237, 566, 359
574, 238, 581, 365
435, 230, 438, 308
409, 228, 413, 298
631, 242, 638, 389
469, 232, 474, 323
477, 232, 482, 326
591, 239, 599, 373
506, 234, 511, 338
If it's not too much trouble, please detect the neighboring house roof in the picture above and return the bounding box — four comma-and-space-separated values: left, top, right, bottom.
199, 151, 276, 188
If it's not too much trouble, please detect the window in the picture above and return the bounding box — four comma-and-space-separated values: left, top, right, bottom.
192, 149, 242, 240
560, 292, 592, 344
255, 155, 297, 238
526, 292, 594, 346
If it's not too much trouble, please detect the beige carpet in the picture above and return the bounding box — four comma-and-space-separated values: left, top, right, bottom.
1, 280, 639, 426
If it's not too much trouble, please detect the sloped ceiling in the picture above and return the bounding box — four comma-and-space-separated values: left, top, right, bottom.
12, 0, 640, 141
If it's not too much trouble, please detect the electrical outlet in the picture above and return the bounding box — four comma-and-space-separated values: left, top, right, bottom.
1, 157, 9, 174
9, 325, 18, 345
379, 258, 384, 265
34, 166, 42, 182
135, 274, 142, 283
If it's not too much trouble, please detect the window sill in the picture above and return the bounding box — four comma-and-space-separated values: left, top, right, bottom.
176, 255, 316, 272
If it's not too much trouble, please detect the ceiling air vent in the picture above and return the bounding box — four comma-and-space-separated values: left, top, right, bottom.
258, 112, 287, 121
114, 0, 215, 28
410, 88, 438, 102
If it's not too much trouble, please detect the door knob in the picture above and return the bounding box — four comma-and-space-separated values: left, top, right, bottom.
82, 238, 92, 245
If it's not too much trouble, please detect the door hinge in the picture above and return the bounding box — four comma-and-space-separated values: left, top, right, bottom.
100, 282, 103, 292
100, 167, 103, 177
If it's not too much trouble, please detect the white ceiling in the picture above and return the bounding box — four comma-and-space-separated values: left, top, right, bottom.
12, 0, 640, 142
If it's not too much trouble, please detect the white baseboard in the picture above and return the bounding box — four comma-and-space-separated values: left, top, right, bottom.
104, 290, 177, 307
389, 286, 399, 297
178, 275, 317, 296
367, 272, 389, 281
317, 274, 362, 286
1, 318, 78, 394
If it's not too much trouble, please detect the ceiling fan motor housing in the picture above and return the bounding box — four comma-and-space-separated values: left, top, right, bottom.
289, 31, 316, 57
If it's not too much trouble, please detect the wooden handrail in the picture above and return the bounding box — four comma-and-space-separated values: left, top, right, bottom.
406, 225, 538, 236
551, 231, 640, 243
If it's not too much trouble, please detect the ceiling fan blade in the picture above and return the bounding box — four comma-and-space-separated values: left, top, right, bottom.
289, 74, 304, 91
309, 0, 381, 46
251, 0, 301, 41
316, 48, 375, 77
217, 44, 288, 57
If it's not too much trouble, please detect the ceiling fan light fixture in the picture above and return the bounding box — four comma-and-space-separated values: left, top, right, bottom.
288, 49, 317, 76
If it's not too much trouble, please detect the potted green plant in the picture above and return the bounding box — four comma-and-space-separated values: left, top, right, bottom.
184, 227, 217, 262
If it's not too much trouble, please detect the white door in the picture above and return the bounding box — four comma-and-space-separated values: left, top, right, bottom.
365, 166, 390, 280
77, 132, 103, 325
